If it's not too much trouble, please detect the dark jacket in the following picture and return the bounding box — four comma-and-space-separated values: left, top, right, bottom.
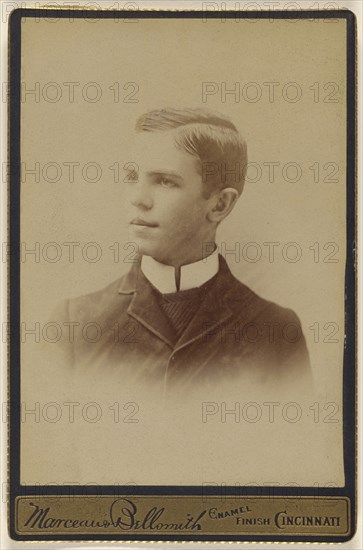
53, 255, 311, 392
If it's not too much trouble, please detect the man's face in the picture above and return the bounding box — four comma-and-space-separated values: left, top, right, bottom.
125, 130, 215, 266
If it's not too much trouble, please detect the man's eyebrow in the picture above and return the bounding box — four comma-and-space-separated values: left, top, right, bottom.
146, 170, 184, 181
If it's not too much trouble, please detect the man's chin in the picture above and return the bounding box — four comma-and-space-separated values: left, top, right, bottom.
132, 241, 174, 264
127, 228, 175, 261
127, 233, 156, 257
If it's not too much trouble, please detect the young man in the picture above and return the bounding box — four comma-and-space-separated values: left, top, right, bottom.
55, 108, 311, 392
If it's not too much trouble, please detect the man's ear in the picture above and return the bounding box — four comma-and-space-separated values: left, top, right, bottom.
207, 187, 240, 223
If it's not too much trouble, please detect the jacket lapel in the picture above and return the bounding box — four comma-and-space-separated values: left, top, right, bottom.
118, 258, 176, 348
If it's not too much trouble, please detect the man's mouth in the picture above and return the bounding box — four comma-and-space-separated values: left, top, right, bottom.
130, 218, 159, 228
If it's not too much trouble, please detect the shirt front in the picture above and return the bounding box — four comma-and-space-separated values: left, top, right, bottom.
140, 246, 220, 341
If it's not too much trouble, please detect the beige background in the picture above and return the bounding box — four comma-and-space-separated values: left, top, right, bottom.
20, 16, 346, 486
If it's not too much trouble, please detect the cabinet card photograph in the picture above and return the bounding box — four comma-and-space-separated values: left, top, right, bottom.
8, 6, 357, 544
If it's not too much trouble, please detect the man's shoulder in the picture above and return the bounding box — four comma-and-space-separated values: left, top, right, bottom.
222, 266, 310, 373
223, 267, 302, 327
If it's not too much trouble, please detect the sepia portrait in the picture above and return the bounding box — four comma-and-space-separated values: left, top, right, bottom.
8, 6, 356, 543
49, 106, 311, 393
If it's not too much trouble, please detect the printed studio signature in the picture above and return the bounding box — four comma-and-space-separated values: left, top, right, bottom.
24, 498, 207, 531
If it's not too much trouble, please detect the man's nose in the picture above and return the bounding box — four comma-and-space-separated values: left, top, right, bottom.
129, 179, 153, 210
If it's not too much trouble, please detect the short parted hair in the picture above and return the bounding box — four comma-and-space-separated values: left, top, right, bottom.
135, 108, 248, 197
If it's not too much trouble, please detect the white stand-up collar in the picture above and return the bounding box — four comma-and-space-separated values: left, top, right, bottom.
141, 246, 219, 293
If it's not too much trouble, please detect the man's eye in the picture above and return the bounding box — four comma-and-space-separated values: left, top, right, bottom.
158, 177, 175, 188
